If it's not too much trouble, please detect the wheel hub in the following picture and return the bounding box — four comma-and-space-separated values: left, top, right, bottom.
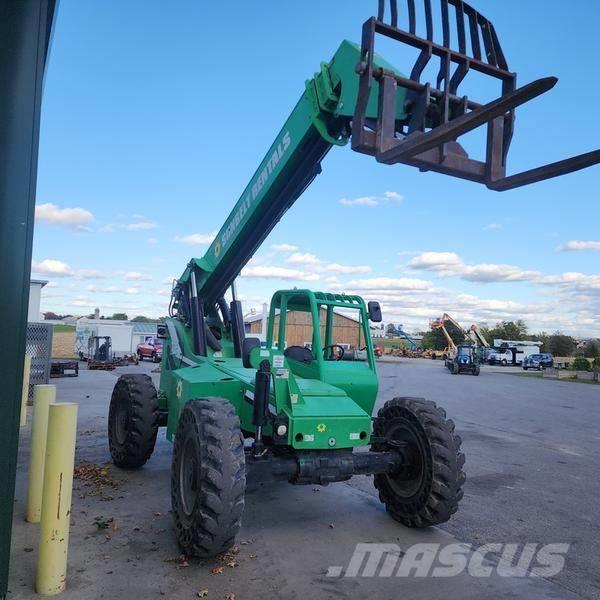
179, 437, 199, 517
384, 417, 428, 499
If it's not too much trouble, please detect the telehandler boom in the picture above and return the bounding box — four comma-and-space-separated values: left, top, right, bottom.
108, 0, 599, 558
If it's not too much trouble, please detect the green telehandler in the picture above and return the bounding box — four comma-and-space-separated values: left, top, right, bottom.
108, 0, 599, 557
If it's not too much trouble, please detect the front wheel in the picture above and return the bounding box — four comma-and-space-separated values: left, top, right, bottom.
171, 398, 246, 558
372, 397, 465, 528
108, 374, 159, 468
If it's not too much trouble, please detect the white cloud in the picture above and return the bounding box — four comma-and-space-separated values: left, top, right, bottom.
241, 265, 319, 281
341, 277, 433, 292
77, 269, 109, 279
539, 272, 600, 292
325, 263, 371, 274
32, 259, 73, 277
339, 196, 379, 207
557, 240, 600, 252
339, 191, 404, 207
147, 237, 158, 245
125, 221, 157, 231
384, 191, 403, 203
483, 223, 502, 230
175, 232, 217, 245
408, 251, 539, 283
35, 203, 93, 230
124, 271, 153, 281
125, 287, 140, 295
271, 243, 299, 252
287, 252, 320, 266
409, 252, 463, 271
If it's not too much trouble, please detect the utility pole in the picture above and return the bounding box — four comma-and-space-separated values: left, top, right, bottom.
0, 2, 57, 596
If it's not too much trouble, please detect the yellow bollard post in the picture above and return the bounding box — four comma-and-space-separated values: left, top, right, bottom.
20, 354, 32, 427
36, 402, 78, 596
26, 384, 56, 523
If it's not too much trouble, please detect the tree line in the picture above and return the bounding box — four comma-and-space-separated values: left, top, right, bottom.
418, 319, 599, 357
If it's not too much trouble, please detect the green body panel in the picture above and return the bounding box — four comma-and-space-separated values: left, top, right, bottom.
161, 289, 379, 450
161, 40, 408, 452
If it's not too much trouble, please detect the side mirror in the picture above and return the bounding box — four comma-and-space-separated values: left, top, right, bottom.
367, 301, 382, 322
242, 337, 261, 368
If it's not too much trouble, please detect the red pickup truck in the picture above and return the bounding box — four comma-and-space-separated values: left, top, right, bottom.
136, 337, 163, 362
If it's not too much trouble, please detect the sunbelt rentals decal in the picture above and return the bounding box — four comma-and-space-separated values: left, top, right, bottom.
214, 131, 291, 258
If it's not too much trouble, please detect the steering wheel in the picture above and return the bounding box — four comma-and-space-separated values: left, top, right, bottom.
322, 344, 345, 361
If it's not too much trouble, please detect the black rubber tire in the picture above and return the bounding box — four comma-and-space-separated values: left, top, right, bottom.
137, 351, 144, 361
372, 397, 465, 528
502, 359, 508, 366
171, 398, 245, 558
108, 374, 159, 468
473, 366, 480, 376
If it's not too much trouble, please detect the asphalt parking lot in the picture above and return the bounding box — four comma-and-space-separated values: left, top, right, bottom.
8, 359, 599, 600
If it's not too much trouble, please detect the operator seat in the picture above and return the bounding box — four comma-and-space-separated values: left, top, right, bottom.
284, 346, 314, 364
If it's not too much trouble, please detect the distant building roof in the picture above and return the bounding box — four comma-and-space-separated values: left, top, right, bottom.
131, 322, 158, 334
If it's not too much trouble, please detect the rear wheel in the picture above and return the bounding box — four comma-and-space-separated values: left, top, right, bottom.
171, 398, 245, 558
473, 366, 480, 376
108, 374, 159, 468
372, 397, 465, 528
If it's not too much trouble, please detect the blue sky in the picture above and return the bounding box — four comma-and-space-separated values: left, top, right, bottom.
33, 0, 600, 336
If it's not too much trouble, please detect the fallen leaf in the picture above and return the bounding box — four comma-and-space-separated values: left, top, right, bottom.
225, 594, 236, 600
210, 566, 223, 575
249, 554, 256, 559
197, 590, 209, 598
226, 561, 238, 568
329, 523, 335, 529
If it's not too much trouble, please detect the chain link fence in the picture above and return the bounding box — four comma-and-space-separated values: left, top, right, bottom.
25, 322, 53, 400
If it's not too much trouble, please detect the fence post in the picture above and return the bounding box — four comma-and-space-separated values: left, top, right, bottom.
25, 385, 56, 524
36, 403, 78, 596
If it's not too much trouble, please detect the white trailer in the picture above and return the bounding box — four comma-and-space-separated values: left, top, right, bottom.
75, 318, 134, 358
492, 340, 541, 365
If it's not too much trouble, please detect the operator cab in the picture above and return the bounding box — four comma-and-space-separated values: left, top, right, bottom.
265, 289, 381, 398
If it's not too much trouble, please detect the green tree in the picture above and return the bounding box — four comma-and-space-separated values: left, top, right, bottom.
571, 356, 591, 372
483, 320, 529, 342
547, 333, 576, 356
421, 328, 448, 351
131, 315, 152, 323
111, 312, 128, 321
385, 323, 397, 336
583, 340, 600, 358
